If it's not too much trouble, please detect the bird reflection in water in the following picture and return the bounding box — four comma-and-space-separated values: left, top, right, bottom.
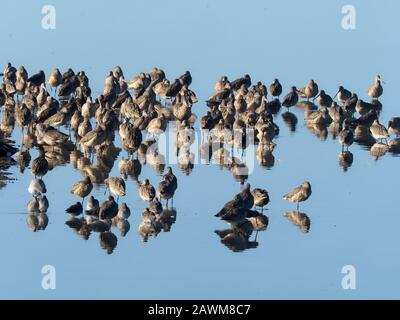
338, 151, 354, 172
281, 111, 298, 133
214, 184, 269, 252
284, 211, 311, 233
138, 207, 177, 242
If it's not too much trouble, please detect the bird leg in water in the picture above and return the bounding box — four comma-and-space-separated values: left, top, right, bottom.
254, 231, 259, 242
20, 128, 24, 148
296, 202, 299, 211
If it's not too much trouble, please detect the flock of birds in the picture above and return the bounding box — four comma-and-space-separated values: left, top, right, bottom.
0, 62, 399, 253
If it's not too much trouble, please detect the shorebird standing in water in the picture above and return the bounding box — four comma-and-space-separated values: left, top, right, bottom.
334, 86, 352, 105
299, 79, 318, 101
283, 181, 312, 210
104, 177, 126, 202
251, 188, 270, 212
269, 79, 282, 99
370, 119, 389, 144
71, 176, 93, 205
139, 179, 156, 202
47, 68, 62, 94
368, 75, 384, 99
313, 90, 333, 108
282, 86, 300, 111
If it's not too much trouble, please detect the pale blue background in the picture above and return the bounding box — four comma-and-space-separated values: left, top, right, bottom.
0, 0, 399, 299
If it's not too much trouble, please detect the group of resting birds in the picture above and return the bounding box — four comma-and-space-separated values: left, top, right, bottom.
214, 181, 312, 251
0, 62, 194, 252
200, 73, 399, 172
0, 61, 398, 252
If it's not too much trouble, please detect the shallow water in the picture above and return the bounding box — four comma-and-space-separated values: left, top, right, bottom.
1, 94, 399, 299
1, 0, 400, 299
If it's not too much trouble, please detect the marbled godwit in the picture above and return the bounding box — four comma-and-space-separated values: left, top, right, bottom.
43, 108, 69, 128
343, 93, 358, 112
314, 90, 333, 107
27, 70, 45, 87
81, 97, 95, 119
157, 179, 176, 207
334, 86, 352, 105
166, 79, 182, 99
77, 117, 92, 139
306, 106, 331, 126
35, 124, 69, 146
70, 176, 93, 204
215, 194, 248, 226
237, 183, 254, 209
282, 86, 299, 111
251, 188, 270, 212
104, 177, 126, 201
71, 110, 83, 133
355, 99, 374, 116
31, 148, 49, 178
388, 117, 400, 136
79, 126, 107, 154
2, 63, 16, 81
36, 96, 58, 122
299, 79, 318, 101
139, 179, 156, 202
283, 181, 312, 210
368, 75, 384, 99
231, 74, 251, 91
179, 71, 192, 87
58, 74, 80, 97
269, 78, 282, 98
370, 119, 389, 143
154, 79, 170, 101
214, 76, 229, 92
47, 68, 62, 93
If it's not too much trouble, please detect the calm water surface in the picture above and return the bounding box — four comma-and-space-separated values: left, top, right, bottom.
1, 0, 400, 299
